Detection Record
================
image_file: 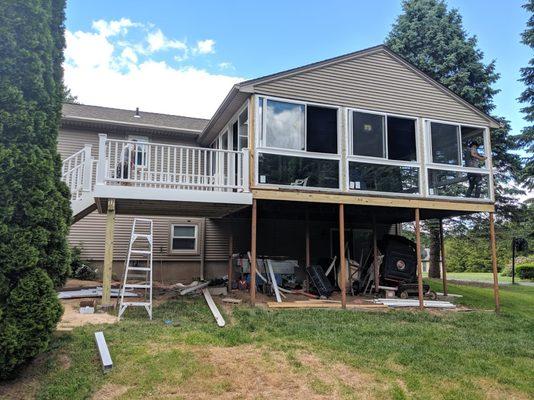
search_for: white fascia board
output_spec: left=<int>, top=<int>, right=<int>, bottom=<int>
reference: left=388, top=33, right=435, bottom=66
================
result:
left=93, top=184, right=252, bottom=205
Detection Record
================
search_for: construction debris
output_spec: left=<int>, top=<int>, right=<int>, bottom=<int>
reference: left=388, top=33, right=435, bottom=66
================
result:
left=222, top=297, right=242, bottom=304
left=373, top=299, right=456, bottom=308
left=58, top=287, right=137, bottom=299
left=267, top=300, right=387, bottom=310
left=180, top=281, right=210, bottom=295
left=202, top=288, right=225, bottom=327
left=94, top=331, right=113, bottom=373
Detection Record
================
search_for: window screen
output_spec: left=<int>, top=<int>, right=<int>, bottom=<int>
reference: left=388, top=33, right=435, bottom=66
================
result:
left=431, top=122, right=460, bottom=165
left=265, top=100, right=305, bottom=150
left=387, top=117, right=417, bottom=161
left=352, top=112, right=385, bottom=157
left=306, top=106, right=337, bottom=154
left=171, top=225, right=197, bottom=252
left=461, top=126, right=485, bottom=168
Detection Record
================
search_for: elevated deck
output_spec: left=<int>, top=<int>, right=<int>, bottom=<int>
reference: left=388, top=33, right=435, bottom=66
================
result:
left=62, top=135, right=252, bottom=221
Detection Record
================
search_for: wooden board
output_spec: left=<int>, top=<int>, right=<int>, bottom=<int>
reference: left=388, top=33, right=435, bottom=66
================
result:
left=266, top=302, right=387, bottom=309
left=251, top=188, right=495, bottom=212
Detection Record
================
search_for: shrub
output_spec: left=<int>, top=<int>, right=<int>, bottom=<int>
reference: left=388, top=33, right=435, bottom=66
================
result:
left=0, top=269, right=62, bottom=379
left=516, top=263, right=534, bottom=280
left=70, top=247, right=96, bottom=280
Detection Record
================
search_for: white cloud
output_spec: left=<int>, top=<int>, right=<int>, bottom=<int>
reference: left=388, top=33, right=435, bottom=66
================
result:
left=218, top=62, right=234, bottom=70
left=92, top=18, right=135, bottom=37
left=146, top=29, right=187, bottom=53
left=194, top=39, right=215, bottom=55
left=63, top=20, right=243, bottom=119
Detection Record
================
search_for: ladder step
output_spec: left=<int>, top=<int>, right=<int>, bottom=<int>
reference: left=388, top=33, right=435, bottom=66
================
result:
left=121, top=302, right=151, bottom=307
left=133, top=233, right=152, bottom=239
left=124, top=284, right=150, bottom=289
left=130, top=250, right=151, bottom=255
left=127, top=267, right=151, bottom=271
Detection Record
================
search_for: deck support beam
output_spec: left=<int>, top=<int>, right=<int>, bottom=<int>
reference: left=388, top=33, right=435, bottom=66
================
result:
left=250, top=199, right=258, bottom=306
left=372, top=214, right=379, bottom=293
left=338, top=204, right=347, bottom=309
left=489, top=212, right=501, bottom=313
left=415, top=208, right=424, bottom=310
left=439, top=218, right=448, bottom=296
left=227, top=228, right=233, bottom=292
left=305, top=210, right=310, bottom=267
left=102, top=199, right=115, bottom=307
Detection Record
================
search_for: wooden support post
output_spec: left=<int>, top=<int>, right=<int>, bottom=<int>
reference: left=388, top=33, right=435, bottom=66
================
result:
left=250, top=199, right=257, bottom=305
left=372, top=214, right=379, bottom=293
left=439, top=218, right=448, bottom=296
left=227, top=228, right=233, bottom=292
left=102, top=199, right=115, bottom=307
left=489, top=212, right=501, bottom=313
left=305, top=211, right=311, bottom=267
left=415, top=208, right=424, bottom=310
left=338, top=204, right=347, bottom=309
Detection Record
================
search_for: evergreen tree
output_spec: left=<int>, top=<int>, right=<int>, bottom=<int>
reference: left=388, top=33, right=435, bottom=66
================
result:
left=386, top=0, right=522, bottom=277
left=519, top=0, right=534, bottom=190
left=0, top=0, right=71, bottom=378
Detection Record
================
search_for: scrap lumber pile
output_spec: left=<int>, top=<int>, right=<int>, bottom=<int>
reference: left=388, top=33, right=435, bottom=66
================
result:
left=372, top=299, right=456, bottom=308
left=267, top=299, right=387, bottom=310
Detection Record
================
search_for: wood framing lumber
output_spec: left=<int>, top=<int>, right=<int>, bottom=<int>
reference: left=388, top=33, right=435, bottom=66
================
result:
left=339, top=204, right=347, bottom=309
left=102, top=199, right=115, bottom=306
left=439, top=218, right=449, bottom=296
left=179, top=281, right=210, bottom=295
left=94, top=331, right=113, bottom=373
left=250, top=199, right=257, bottom=305
left=266, top=302, right=387, bottom=309
left=202, top=288, right=226, bottom=327
left=415, top=208, right=424, bottom=310
left=251, top=188, right=495, bottom=212
left=489, top=212, right=501, bottom=313
left=222, top=297, right=242, bottom=304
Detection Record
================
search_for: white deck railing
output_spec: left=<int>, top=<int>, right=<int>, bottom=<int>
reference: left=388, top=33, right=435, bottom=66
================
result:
left=61, top=144, right=93, bottom=201
left=96, top=134, right=250, bottom=192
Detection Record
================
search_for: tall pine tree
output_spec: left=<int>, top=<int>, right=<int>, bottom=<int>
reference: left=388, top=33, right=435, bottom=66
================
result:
left=519, top=0, right=534, bottom=190
left=0, top=0, right=71, bottom=378
left=386, top=0, right=522, bottom=277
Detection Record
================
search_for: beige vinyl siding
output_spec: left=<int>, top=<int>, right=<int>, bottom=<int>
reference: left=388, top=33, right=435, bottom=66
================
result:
left=254, top=50, right=489, bottom=126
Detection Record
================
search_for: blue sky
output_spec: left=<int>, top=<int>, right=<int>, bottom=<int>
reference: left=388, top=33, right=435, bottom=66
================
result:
left=65, top=0, right=531, bottom=137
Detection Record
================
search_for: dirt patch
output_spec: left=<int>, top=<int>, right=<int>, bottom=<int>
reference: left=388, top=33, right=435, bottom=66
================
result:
left=91, top=384, right=130, bottom=400
left=477, top=378, right=530, bottom=400
left=156, top=345, right=394, bottom=399
left=57, top=299, right=117, bottom=330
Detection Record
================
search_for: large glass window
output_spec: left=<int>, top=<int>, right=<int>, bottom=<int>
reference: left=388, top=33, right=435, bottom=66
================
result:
left=258, top=153, right=339, bottom=189
left=348, top=162, right=419, bottom=194
left=262, top=98, right=338, bottom=154
left=430, top=122, right=460, bottom=165
left=306, top=106, right=337, bottom=154
left=428, top=169, right=489, bottom=199
left=352, top=112, right=385, bottom=157
left=351, top=111, right=417, bottom=161
left=265, top=100, right=305, bottom=150
left=461, top=126, right=486, bottom=168
left=387, top=117, right=417, bottom=161
left=238, top=108, right=248, bottom=150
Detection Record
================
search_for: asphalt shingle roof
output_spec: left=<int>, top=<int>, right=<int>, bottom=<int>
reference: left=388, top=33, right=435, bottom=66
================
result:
left=62, top=103, right=209, bottom=133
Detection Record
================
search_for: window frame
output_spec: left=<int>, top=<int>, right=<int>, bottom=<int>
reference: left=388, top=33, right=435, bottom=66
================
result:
left=169, top=223, right=199, bottom=255
left=423, top=118, right=493, bottom=201
left=345, top=108, right=421, bottom=196
left=254, top=95, right=343, bottom=192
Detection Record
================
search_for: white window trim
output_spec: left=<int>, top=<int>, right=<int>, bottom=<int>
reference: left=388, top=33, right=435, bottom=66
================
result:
left=169, top=223, right=199, bottom=255
left=423, top=118, right=493, bottom=202
left=254, top=95, right=343, bottom=190
left=347, top=107, right=420, bottom=164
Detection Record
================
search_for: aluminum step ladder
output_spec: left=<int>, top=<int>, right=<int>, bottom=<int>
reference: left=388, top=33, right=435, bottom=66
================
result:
left=118, top=218, right=153, bottom=320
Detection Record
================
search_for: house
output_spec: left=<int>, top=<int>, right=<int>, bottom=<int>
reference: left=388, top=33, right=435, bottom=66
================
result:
left=60, top=45, right=501, bottom=308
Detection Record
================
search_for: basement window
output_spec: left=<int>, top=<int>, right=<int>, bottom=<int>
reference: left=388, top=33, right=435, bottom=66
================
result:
left=170, top=224, right=198, bottom=254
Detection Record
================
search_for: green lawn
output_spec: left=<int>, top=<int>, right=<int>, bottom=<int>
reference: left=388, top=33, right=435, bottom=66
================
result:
left=444, top=272, right=531, bottom=284
left=3, top=283, right=534, bottom=400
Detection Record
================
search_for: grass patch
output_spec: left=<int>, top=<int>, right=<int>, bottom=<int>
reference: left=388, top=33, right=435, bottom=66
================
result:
left=2, top=285, right=533, bottom=400
left=445, top=272, right=531, bottom=283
